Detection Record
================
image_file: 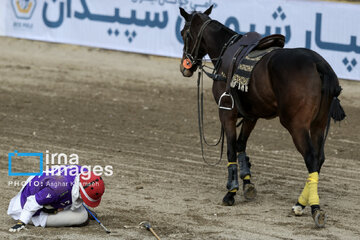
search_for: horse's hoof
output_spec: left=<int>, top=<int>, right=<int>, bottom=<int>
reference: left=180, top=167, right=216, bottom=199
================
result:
left=243, top=183, right=257, bottom=201
left=222, top=192, right=236, bottom=206
left=292, top=205, right=304, bottom=216
left=312, top=209, right=327, bottom=228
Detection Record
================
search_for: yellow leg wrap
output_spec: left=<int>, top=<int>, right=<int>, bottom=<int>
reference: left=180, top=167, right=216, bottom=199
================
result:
left=243, top=175, right=251, bottom=180
left=307, top=172, right=320, bottom=206
left=227, top=162, right=237, bottom=167
left=229, top=189, right=238, bottom=193
left=298, top=182, right=309, bottom=206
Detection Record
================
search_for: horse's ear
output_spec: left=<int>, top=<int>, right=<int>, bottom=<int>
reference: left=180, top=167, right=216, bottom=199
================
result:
left=179, top=7, right=190, bottom=21
left=203, top=5, right=213, bottom=15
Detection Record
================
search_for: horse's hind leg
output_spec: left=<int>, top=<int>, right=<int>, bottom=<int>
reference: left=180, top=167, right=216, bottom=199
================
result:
left=310, top=121, right=327, bottom=173
left=308, top=112, right=329, bottom=227
left=310, top=99, right=330, bottom=173
left=286, top=124, right=327, bottom=227
left=292, top=121, right=326, bottom=216
left=236, top=119, right=258, bottom=200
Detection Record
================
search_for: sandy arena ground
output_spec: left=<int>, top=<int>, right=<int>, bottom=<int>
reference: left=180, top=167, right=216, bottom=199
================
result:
left=0, top=37, right=359, bottom=240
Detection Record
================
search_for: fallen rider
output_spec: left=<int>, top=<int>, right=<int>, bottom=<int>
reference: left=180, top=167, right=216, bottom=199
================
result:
left=7, top=165, right=105, bottom=232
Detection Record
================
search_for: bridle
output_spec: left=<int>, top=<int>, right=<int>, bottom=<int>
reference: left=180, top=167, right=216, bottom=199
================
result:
left=182, top=15, right=240, bottom=77
left=181, top=14, right=244, bottom=166
left=182, top=16, right=214, bottom=71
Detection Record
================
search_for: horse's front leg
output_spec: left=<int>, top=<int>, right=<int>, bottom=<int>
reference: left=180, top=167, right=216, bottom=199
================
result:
left=220, top=109, right=239, bottom=206
left=237, top=119, right=258, bottom=201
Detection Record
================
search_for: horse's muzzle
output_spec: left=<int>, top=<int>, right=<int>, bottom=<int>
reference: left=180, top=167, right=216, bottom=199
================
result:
left=180, top=63, right=194, bottom=77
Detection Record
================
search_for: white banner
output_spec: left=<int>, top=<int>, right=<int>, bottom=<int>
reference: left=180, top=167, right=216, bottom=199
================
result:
left=0, top=1, right=5, bottom=35
left=2, top=0, right=360, bottom=80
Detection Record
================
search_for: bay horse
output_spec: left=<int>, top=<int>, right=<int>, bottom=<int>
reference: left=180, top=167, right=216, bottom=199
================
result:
left=179, top=6, right=345, bottom=228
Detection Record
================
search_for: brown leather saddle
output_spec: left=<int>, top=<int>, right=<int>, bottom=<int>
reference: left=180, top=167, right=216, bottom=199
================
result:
left=218, top=32, right=285, bottom=116
left=220, top=32, right=285, bottom=89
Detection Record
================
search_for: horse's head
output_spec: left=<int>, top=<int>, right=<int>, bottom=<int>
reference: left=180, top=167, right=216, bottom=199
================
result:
left=179, top=5, right=213, bottom=77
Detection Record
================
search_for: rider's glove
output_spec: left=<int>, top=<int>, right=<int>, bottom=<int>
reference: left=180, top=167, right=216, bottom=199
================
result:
left=9, top=220, right=26, bottom=233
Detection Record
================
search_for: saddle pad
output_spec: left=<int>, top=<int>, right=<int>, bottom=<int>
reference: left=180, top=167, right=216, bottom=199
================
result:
left=230, top=47, right=280, bottom=92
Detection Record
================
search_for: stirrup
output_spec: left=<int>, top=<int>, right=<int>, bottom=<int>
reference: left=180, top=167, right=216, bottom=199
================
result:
left=218, top=92, right=234, bottom=110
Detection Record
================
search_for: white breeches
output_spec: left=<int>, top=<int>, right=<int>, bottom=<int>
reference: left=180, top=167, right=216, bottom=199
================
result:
left=8, top=191, right=88, bottom=227
left=45, top=205, right=88, bottom=227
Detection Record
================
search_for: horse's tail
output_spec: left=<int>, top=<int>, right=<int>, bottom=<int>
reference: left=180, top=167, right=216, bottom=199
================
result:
left=328, top=88, right=346, bottom=123
left=316, top=60, right=346, bottom=155
left=316, top=61, right=346, bottom=123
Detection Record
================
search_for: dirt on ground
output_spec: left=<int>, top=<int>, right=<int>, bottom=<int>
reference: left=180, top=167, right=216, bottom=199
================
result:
left=0, top=37, right=359, bottom=240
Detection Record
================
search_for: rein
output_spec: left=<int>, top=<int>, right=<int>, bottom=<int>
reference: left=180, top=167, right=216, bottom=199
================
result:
left=197, top=65, right=244, bottom=166
left=200, top=33, right=241, bottom=81
left=184, top=16, right=243, bottom=165
left=197, top=70, right=224, bottom=166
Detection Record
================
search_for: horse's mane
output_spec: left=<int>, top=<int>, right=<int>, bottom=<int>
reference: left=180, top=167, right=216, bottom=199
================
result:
left=212, top=20, right=238, bottom=36
left=190, top=11, right=239, bottom=37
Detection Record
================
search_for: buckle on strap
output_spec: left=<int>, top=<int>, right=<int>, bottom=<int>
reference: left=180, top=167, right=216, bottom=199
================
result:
left=218, top=92, right=234, bottom=110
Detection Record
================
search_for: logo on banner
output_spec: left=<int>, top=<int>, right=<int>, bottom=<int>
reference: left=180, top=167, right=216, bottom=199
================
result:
left=11, top=0, right=37, bottom=20
left=342, top=57, right=357, bottom=72
left=107, top=28, right=137, bottom=43
left=272, top=6, right=286, bottom=21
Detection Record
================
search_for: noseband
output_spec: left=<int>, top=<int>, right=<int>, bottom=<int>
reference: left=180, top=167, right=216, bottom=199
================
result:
left=182, top=17, right=214, bottom=70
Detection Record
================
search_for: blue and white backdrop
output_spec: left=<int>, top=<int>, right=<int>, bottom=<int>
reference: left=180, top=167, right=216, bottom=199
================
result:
left=0, top=0, right=359, bottom=80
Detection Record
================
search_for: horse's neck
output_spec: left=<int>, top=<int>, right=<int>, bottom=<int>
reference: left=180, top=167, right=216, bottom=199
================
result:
left=204, top=25, right=237, bottom=65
